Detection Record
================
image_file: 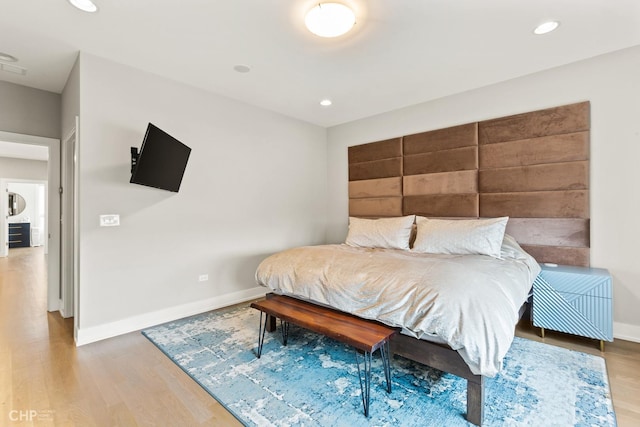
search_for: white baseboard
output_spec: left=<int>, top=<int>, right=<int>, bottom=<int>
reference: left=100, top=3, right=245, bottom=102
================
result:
left=59, top=299, right=73, bottom=318
left=75, top=286, right=267, bottom=346
left=614, top=322, right=640, bottom=343
left=75, top=290, right=640, bottom=346
left=47, top=299, right=60, bottom=313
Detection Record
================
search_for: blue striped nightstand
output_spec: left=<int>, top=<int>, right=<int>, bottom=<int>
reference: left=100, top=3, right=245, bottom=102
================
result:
left=532, top=264, right=613, bottom=351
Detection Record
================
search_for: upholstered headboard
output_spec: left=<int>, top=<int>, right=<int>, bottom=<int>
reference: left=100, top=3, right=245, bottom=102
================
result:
left=403, top=123, right=479, bottom=217
left=347, top=102, right=590, bottom=267
left=348, top=137, right=403, bottom=217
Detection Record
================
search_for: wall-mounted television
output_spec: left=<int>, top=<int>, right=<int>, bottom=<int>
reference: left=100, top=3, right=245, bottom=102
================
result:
left=130, top=123, right=191, bottom=192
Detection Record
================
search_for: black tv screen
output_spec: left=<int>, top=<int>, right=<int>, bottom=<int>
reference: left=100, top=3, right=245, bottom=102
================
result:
left=130, top=123, right=191, bottom=192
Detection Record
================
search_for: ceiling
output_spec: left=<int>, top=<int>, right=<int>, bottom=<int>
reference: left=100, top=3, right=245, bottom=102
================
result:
left=0, top=0, right=639, bottom=127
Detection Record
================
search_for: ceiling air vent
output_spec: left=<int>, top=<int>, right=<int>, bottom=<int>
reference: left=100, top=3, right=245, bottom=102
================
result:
left=0, top=62, right=27, bottom=75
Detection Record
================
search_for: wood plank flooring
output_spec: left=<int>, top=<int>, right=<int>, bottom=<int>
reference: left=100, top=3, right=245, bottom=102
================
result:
left=2, top=247, right=639, bottom=425
left=1, top=247, right=241, bottom=426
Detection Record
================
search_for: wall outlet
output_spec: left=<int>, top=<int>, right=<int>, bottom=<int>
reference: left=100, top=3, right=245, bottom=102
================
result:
left=99, top=214, right=120, bottom=227
left=198, top=274, right=209, bottom=282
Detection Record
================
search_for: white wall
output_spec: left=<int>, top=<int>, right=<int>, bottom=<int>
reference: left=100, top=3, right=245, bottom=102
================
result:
left=74, top=53, right=327, bottom=342
left=8, top=182, right=37, bottom=224
left=327, top=45, right=640, bottom=340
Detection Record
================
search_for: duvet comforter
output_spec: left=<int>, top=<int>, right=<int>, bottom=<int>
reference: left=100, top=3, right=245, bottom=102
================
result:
left=255, top=236, right=540, bottom=376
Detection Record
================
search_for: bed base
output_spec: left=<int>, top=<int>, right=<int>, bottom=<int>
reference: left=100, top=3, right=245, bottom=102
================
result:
left=391, top=334, right=484, bottom=426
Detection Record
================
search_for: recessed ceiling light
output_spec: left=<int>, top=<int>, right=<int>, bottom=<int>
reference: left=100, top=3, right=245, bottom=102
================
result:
left=233, top=65, right=251, bottom=73
left=534, top=21, right=560, bottom=35
left=0, top=52, right=18, bottom=62
left=68, top=0, right=98, bottom=13
left=320, top=99, right=333, bottom=107
left=305, top=3, right=356, bottom=38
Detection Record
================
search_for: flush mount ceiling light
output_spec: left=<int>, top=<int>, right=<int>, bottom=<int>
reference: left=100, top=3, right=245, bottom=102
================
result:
left=68, top=0, right=98, bottom=13
left=320, top=99, right=333, bottom=106
left=305, top=3, right=356, bottom=38
left=534, top=20, right=560, bottom=35
left=0, top=52, right=18, bottom=62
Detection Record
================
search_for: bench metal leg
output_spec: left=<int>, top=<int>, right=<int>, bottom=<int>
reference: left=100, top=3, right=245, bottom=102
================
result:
left=381, top=341, right=392, bottom=394
left=281, top=320, right=289, bottom=346
left=355, top=340, right=393, bottom=417
left=257, top=311, right=269, bottom=358
left=258, top=314, right=291, bottom=358
left=355, top=349, right=373, bottom=417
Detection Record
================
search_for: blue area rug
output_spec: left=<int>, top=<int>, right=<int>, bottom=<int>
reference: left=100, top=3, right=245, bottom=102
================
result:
left=142, top=304, right=616, bottom=426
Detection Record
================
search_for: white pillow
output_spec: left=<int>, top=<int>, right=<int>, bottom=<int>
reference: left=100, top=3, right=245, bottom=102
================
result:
left=412, top=216, right=509, bottom=258
left=345, top=215, right=415, bottom=250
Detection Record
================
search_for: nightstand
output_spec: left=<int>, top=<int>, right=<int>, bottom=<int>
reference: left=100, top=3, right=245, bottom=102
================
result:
left=532, top=264, right=613, bottom=351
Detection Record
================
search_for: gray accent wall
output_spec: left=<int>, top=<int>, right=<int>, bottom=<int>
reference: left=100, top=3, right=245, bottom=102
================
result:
left=61, top=56, right=80, bottom=142
left=0, top=157, right=47, bottom=180
left=0, top=80, right=61, bottom=139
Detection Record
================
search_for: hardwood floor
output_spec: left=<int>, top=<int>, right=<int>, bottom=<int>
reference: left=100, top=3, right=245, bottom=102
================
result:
left=1, top=247, right=639, bottom=426
left=1, top=247, right=241, bottom=426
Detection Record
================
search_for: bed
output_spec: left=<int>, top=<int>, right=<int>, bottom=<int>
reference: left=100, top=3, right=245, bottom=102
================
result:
left=255, top=102, right=591, bottom=425
left=256, top=228, right=540, bottom=377
left=256, top=215, right=539, bottom=424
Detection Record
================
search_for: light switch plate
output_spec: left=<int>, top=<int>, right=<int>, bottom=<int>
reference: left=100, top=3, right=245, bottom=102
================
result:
left=100, top=214, right=120, bottom=227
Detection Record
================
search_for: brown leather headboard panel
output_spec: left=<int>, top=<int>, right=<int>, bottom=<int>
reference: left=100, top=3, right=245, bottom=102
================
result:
left=478, top=102, right=590, bottom=266
left=348, top=138, right=403, bottom=217
left=403, top=123, right=479, bottom=217
left=347, top=102, right=591, bottom=266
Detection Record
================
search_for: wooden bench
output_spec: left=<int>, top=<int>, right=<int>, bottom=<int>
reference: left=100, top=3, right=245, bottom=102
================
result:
left=250, top=294, right=397, bottom=417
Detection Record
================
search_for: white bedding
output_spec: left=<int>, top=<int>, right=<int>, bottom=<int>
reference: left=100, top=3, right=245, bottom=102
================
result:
left=255, top=235, right=540, bottom=377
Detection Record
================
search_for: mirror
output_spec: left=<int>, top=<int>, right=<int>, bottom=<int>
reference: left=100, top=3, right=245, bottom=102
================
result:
left=8, top=192, right=26, bottom=216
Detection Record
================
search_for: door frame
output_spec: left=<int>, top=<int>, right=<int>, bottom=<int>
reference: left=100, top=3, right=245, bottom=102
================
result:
left=60, top=122, right=79, bottom=331
left=0, top=130, right=61, bottom=312
left=0, top=179, right=6, bottom=257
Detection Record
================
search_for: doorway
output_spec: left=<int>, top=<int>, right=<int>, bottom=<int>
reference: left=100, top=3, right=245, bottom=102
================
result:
left=0, top=130, right=63, bottom=318
left=4, top=180, right=47, bottom=250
